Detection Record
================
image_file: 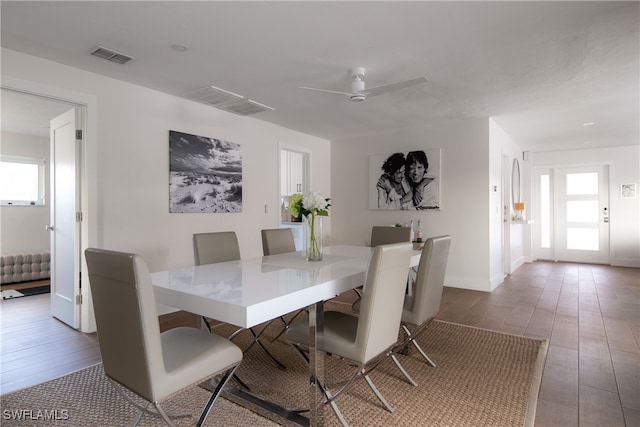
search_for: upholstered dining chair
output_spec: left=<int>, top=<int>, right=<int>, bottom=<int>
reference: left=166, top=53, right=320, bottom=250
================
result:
left=389, top=235, right=451, bottom=387
left=85, top=248, right=242, bottom=427
left=193, top=231, right=241, bottom=332
left=193, top=231, right=287, bottom=371
left=261, top=228, right=296, bottom=256
left=261, top=228, right=308, bottom=342
left=285, top=242, right=413, bottom=427
left=351, top=225, right=413, bottom=310
left=370, top=226, right=411, bottom=247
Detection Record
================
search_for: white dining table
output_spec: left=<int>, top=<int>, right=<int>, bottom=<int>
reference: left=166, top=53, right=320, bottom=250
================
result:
left=150, top=245, right=421, bottom=426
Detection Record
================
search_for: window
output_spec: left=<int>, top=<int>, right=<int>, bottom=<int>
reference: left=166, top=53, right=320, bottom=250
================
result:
left=0, top=156, right=46, bottom=206
left=540, top=173, right=551, bottom=248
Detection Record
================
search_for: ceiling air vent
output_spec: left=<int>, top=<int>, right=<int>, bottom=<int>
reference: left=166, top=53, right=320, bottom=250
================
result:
left=220, top=99, right=275, bottom=116
left=183, top=85, right=244, bottom=106
left=182, top=86, right=275, bottom=116
left=90, top=46, right=135, bottom=65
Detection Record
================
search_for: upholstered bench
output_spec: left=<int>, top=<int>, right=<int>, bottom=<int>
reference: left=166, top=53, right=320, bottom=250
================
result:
left=1, top=251, right=51, bottom=284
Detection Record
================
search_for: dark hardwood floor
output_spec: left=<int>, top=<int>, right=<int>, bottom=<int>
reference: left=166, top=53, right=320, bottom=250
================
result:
left=0, top=291, right=101, bottom=395
left=1, top=261, right=638, bottom=426
left=435, top=261, right=640, bottom=427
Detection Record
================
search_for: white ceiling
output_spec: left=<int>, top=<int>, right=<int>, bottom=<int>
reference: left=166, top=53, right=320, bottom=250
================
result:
left=1, top=1, right=638, bottom=152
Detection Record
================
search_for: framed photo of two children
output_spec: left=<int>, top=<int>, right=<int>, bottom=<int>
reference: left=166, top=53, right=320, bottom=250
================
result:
left=369, top=148, right=441, bottom=211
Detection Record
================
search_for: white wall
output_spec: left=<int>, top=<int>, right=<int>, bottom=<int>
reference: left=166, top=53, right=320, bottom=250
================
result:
left=532, top=146, right=640, bottom=267
left=1, top=48, right=331, bottom=273
left=94, top=85, right=331, bottom=271
left=489, top=119, right=530, bottom=281
left=0, top=132, right=50, bottom=254
left=331, top=118, right=495, bottom=291
left=489, top=122, right=506, bottom=286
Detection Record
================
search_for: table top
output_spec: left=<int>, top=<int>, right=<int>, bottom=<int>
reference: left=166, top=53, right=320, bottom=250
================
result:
left=151, top=245, right=420, bottom=329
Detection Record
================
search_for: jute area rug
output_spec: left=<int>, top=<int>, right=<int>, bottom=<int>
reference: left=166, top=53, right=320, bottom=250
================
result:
left=0, top=302, right=547, bottom=426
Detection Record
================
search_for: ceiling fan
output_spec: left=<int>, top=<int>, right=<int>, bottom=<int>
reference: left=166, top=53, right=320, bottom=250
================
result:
left=300, top=67, right=428, bottom=102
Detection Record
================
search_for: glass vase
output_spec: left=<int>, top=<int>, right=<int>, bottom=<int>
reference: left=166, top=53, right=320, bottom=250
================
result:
left=305, top=213, right=323, bottom=261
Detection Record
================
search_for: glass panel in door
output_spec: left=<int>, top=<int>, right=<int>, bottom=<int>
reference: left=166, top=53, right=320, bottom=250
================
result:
left=556, top=166, right=609, bottom=264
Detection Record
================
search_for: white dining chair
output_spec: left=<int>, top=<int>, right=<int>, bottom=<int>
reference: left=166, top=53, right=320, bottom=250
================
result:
left=285, top=242, right=413, bottom=427
left=261, top=228, right=296, bottom=256
left=389, top=235, right=451, bottom=386
left=351, top=225, right=413, bottom=310
left=370, top=225, right=411, bottom=247
left=193, top=231, right=287, bottom=371
left=85, top=248, right=243, bottom=426
left=193, top=231, right=240, bottom=332
left=261, top=228, right=307, bottom=342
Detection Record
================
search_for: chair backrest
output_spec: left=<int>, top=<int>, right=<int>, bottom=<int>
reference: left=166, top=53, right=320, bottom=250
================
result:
left=261, top=228, right=296, bottom=255
left=404, top=235, right=451, bottom=326
left=355, top=242, right=413, bottom=363
left=84, top=248, right=163, bottom=402
left=370, top=226, right=411, bottom=247
left=193, top=231, right=241, bottom=265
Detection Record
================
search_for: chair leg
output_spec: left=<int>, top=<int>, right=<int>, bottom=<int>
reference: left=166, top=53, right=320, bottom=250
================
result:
left=324, top=359, right=395, bottom=413
left=400, top=323, right=436, bottom=367
left=240, top=327, right=288, bottom=370
left=350, top=288, right=363, bottom=311
left=227, top=326, right=245, bottom=341
left=322, top=362, right=393, bottom=413
left=363, top=370, right=394, bottom=413
left=197, top=364, right=240, bottom=427
left=390, top=353, right=418, bottom=387
left=155, top=402, right=176, bottom=427
left=410, top=339, right=436, bottom=367
left=232, top=373, right=251, bottom=391
left=109, top=379, right=190, bottom=426
left=289, top=343, right=351, bottom=424
left=289, top=344, right=392, bottom=425
left=323, top=387, right=349, bottom=427
left=266, top=315, right=293, bottom=343
left=320, top=365, right=362, bottom=405
left=228, top=325, right=288, bottom=370
left=201, top=316, right=212, bottom=332
left=132, top=401, right=148, bottom=426
left=278, top=315, right=288, bottom=327
left=270, top=310, right=306, bottom=342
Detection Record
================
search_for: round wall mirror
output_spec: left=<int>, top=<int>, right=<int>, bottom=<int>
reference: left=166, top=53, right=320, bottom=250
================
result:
left=511, top=158, right=521, bottom=206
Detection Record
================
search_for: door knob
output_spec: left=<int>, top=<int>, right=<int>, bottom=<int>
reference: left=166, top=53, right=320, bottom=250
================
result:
left=45, top=225, right=54, bottom=231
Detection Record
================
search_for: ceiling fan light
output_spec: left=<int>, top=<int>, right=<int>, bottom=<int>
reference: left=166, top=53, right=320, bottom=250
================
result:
left=350, top=94, right=366, bottom=102
left=351, top=79, right=365, bottom=93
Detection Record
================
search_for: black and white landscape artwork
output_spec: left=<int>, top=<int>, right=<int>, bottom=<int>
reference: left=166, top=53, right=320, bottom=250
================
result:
left=169, top=130, right=242, bottom=213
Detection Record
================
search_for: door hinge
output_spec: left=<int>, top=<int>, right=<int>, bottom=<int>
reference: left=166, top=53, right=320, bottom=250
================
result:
left=76, top=294, right=83, bottom=305
left=76, top=212, right=83, bottom=222
left=76, top=129, right=83, bottom=140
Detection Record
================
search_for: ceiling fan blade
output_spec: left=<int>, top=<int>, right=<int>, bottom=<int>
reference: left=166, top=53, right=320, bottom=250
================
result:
left=299, top=86, right=353, bottom=96
left=365, top=76, right=428, bottom=97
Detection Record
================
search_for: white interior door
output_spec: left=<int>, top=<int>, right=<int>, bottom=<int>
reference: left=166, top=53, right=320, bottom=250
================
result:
left=555, top=165, right=610, bottom=264
left=49, top=108, right=81, bottom=328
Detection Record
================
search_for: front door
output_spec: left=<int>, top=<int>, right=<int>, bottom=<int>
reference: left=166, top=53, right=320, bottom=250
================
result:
left=555, top=165, right=610, bottom=264
left=49, top=108, right=81, bottom=328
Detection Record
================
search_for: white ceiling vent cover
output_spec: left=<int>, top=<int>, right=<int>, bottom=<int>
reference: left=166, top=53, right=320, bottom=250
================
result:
left=183, top=86, right=275, bottom=116
left=183, top=86, right=244, bottom=106
left=220, top=99, right=275, bottom=115
left=90, top=46, right=135, bottom=65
